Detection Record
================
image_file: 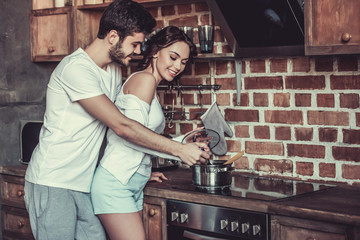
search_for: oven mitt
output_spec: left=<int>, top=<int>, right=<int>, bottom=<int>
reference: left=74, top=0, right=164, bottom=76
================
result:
left=200, top=102, right=233, bottom=155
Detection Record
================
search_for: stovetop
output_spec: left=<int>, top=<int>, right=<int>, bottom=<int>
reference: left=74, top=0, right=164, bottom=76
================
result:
left=163, top=169, right=336, bottom=201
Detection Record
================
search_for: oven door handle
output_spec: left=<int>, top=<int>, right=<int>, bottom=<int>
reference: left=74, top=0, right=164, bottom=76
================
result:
left=183, top=230, right=228, bottom=240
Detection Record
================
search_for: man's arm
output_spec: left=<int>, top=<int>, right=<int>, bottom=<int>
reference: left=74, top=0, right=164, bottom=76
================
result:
left=78, top=94, right=209, bottom=165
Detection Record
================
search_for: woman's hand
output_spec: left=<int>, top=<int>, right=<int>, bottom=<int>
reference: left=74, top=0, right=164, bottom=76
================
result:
left=149, top=172, right=168, bottom=183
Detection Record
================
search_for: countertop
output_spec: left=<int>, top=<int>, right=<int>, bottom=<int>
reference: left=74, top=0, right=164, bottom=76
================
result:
left=1, top=164, right=360, bottom=227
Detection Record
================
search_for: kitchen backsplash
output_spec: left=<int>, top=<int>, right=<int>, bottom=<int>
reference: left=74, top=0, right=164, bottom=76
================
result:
left=122, top=2, right=360, bottom=185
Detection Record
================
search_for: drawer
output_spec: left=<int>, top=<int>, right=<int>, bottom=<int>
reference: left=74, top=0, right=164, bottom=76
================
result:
left=1, top=174, right=26, bottom=208
left=1, top=205, right=34, bottom=240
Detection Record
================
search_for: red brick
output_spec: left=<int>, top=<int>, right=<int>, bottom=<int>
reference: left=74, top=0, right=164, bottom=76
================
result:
left=180, top=77, right=203, bottom=85
left=315, top=57, right=333, bottom=72
left=357, top=113, right=360, bottom=127
left=338, top=56, right=358, bottom=72
left=234, top=156, right=249, bottom=170
left=295, top=127, right=313, bottom=141
left=146, top=7, right=158, bottom=18
left=275, top=127, right=291, bottom=140
left=197, top=93, right=211, bottom=105
left=270, top=58, right=287, bottom=73
left=253, top=93, right=268, bottom=107
left=182, top=64, right=192, bottom=75
left=214, top=29, right=225, bottom=43
left=163, top=93, right=177, bottom=105
left=232, top=92, right=249, bottom=107
left=319, top=163, right=336, bottom=178
left=332, top=146, right=360, bottom=162
left=273, top=93, right=290, bottom=107
left=286, top=76, right=325, bottom=90
left=194, top=62, right=210, bottom=75
left=319, top=128, right=337, bottom=142
left=265, top=110, right=303, bottom=124
left=227, top=140, right=242, bottom=152
left=180, top=123, right=193, bottom=135
left=199, top=14, right=211, bottom=25
left=342, top=164, right=360, bottom=180
left=343, top=129, right=360, bottom=144
left=161, top=5, right=175, bottom=16
left=245, top=77, right=283, bottom=90
left=189, top=108, right=203, bottom=120
left=254, top=126, right=270, bottom=139
left=330, top=75, right=360, bottom=90
left=177, top=3, right=192, bottom=14
left=216, top=93, right=230, bottom=106
left=287, top=144, right=325, bottom=158
left=317, top=94, right=335, bottom=108
left=340, top=93, right=360, bottom=109
left=235, top=125, right=250, bottom=138
left=308, top=111, right=349, bottom=126
left=254, top=158, right=293, bottom=174
left=245, top=141, right=284, bottom=155
left=225, top=109, right=259, bottom=122
left=214, top=77, right=236, bottom=90
left=295, top=93, right=311, bottom=107
left=182, top=94, right=194, bottom=105
left=169, top=16, right=198, bottom=27
left=194, top=2, right=209, bottom=12
left=215, top=61, right=229, bottom=75
left=292, top=57, right=310, bottom=72
left=164, top=124, right=176, bottom=135
left=296, top=162, right=314, bottom=176
left=250, top=59, right=266, bottom=73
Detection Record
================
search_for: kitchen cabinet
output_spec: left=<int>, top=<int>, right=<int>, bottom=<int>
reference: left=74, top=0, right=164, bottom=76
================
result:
left=30, top=7, right=73, bottom=62
left=143, top=196, right=167, bottom=240
left=271, top=215, right=358, bottom=240
left=0, top=166, right=34, bottom=240
left=305, top=0, right=360, bottom=55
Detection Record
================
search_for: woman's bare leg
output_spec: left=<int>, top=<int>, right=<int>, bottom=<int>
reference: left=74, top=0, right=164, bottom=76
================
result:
left=98, top=211, right=145, bottom=240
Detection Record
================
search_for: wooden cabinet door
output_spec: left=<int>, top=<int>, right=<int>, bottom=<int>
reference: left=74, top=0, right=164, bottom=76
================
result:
left=30, top=8, right=73, bottom=62
left=143, top=196, right=167, bottom=240
left=305, top=0, right=360, bottom=55
left=1, top=206, right=34, bottom=240
left=271, top=215, right=351, bottom=240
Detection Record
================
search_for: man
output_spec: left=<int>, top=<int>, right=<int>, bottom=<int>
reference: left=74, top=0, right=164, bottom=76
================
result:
left=24, top=1, right=209, bottom=239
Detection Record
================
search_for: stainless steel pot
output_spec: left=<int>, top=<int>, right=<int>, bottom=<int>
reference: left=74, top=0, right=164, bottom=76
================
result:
left=191, top=160, right=233, bottom=187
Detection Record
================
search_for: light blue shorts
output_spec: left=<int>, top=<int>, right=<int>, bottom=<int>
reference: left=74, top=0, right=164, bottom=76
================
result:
left=91, top=165, right=149, bottom=214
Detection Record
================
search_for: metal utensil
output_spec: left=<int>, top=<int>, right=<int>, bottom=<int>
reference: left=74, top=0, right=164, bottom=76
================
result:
left=223, top=150, right=244, bottom=165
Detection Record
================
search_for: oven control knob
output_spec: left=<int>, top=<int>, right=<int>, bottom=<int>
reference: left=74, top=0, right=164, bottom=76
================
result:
left=231, top=221, right=239, bottom=232
left=253, top=224, right=261, bottom=235
left=241, top=222, right=250, bottom=233
left=180, top=213, right=188, bottom=223
left=220, top=219, right=228, bottom=230
left=171, top=211, right=179, bottom=222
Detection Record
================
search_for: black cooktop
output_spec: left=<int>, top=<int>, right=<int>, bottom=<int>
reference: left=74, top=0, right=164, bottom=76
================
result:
left=165, top=170, right=335, bottom=201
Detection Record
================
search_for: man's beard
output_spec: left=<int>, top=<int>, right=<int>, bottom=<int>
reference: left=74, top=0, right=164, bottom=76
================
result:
left=109, top=41, right=127, bottom=66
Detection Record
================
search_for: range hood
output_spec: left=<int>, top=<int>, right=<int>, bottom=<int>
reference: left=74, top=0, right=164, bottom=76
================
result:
left=205, top=0, right=305, bottom=58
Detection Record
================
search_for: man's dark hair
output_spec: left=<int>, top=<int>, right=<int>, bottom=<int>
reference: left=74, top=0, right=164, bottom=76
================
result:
left=97, top=0, right=156, bottom=41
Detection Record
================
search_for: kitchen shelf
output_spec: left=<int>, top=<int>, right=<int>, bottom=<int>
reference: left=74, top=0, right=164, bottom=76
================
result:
left=157, top=84, right=221, bottom=91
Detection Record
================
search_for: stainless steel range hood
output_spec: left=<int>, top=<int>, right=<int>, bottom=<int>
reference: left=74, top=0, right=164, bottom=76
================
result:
left=205, top=0, right=305, bottom=58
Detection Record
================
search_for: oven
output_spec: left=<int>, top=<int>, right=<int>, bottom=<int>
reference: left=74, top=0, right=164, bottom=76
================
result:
left=167, top=200, right=270, bottom=240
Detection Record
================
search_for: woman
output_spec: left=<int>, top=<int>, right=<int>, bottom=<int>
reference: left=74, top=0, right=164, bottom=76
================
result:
left=91, top=26, right=201, bottom=240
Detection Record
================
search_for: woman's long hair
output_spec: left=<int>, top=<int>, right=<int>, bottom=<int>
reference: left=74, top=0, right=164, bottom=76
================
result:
left=137, top=26, right=197, bottom=71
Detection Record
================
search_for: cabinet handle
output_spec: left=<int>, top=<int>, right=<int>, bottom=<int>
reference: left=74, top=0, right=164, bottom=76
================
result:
left=148, top=209, right=158, bottom=217
left=17, top=220, right=25, bottom=228
left=48, top=47, right=56, bottom=53
left=341, top=33, right=351, bottom=43
left=17, top=190, right=24, bottom=197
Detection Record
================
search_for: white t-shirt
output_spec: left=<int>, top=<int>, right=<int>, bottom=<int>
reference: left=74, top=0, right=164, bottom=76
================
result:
left=25, top=48, right=122, bottom=193
left=100, top=72, right=166, bottom=184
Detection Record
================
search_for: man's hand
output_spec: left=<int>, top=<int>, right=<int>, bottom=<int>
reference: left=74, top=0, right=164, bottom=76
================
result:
left=177, top=142, right=210, bottom=166
left=149, top=172, right=168, bottom=183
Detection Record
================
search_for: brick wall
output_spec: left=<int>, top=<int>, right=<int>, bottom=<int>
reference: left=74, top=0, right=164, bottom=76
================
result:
left=124, top=2, right=360, bottom=185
